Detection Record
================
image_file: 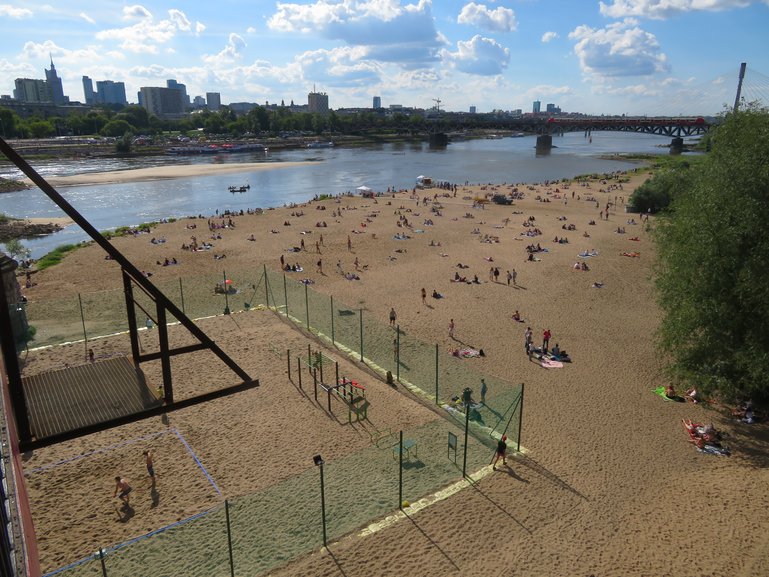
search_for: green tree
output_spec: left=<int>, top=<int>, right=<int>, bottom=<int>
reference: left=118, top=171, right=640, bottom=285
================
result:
left=0, top=107, right=19, bottom=138
left=4, top=239, right=31, bottom=261
left=101, top=119, right=134, bottom=137
left=27, top=119, right=55, bottom=138
left=654, top=106, right=769, bottom=401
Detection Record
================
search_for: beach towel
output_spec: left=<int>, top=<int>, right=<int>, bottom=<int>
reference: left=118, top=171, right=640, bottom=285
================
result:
left=654, top=387, right=684, bottom=402
left=540, top=359, right=563, bottom=369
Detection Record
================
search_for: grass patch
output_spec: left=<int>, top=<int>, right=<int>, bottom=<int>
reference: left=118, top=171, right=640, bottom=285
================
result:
left=36, top=244, right=80, bottom=270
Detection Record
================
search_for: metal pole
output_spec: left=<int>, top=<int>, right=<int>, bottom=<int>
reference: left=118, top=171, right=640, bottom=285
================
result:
left=223, top=270, right=230, bottom=315
left=313, top=368, right=318, bottom=401
left=359, top=308, right=363, bottom=362
left=287, top=349, right=291, bottom=380
left=263, top=264, right=269, bottom=308
left=297, top=357, right=302, bottom=389
left=733, top=62, right=747, bottom=113
left=98, top=547, right=108, bottom=577
left=396, top=325, right=400, bottom=382
left=319, top=463, right=327, bottom=548
left=517, top=383, right=525, bottom=453
left=305, top=282, right=310, bottom=329
left=335, top=362, right=339, bottom=388
left=224, top=500, right=236, bottom=577
left=78, top=293, right=88, bottom=358
left=434, top=343, right=439, bottom=405
left=399, top=430, right=403, bottom=510
left=283, top=273, right=288, bottom=317
left=463, top=403, right=470, bottom=478
left=330, top=295, right=335, bottom=345
left=179, top=277, right=185, bottom=315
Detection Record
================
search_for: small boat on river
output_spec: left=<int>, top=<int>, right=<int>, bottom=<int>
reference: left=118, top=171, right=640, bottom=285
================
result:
left=228, top=184, right=251, bottom=193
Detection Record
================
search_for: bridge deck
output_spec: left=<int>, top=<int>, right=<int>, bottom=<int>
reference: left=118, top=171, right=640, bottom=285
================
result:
left=22, top=356, right=161, bottom=441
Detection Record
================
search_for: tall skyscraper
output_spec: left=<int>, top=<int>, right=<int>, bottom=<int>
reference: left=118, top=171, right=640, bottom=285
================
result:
left=166, top=79, right=190, bottom=109
left=82, top=76, right=95, bottom=105
left=13, top=78, right=49, bottom=103
left=96, top=81, right=127, bottom=106
left=469, top=105, right=477, bottom=114
left=373, top=96, right=381, bottom=109
left=308, top=90, right=329, bottom=115
left=45, top=56, right=68, bottom=105
left=206, top=92, right=221, bottom=111
left=532, top=100, right=541, bottom=114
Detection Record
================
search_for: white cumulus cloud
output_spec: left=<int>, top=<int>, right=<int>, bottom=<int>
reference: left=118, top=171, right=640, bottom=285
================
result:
left=541, top=31, right=558, bottom=43
left=97, top=8, right=201, bottom=54
left=79, top=12, right=95, bottom=24
left=168, top=9, right=191, bottom=31
left=569, top=19, right=669, bottom=77
left=458, top=2, right=517, bottom=33
left=203, top=33, right=247, bottom=65
left=0, top=4, right=33, bottom=18
left=441, top=35, right=510, bottom=75
left=599, top=0, right=759, bottom=19
left=123, top=5, right=152, bottom=20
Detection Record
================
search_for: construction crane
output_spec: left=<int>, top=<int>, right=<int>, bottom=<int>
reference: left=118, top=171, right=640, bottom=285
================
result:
left=432, top=98, right=442, bottom=111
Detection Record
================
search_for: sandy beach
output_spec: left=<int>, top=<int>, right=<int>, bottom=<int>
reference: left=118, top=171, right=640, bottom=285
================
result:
left=13, top=166, right=769, bottom=577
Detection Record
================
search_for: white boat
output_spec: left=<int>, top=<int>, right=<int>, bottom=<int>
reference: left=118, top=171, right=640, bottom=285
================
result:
left=306, top=141, right=334, bottom=148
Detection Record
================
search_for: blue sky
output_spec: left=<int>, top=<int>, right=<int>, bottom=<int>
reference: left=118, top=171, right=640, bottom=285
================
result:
left=1, top=0, right=767, bottom=115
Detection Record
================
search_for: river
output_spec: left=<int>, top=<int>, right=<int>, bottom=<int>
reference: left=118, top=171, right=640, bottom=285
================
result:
left=0, top=131, right=684, bottom=258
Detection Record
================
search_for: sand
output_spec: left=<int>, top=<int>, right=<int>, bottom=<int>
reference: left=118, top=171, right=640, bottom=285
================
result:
left=13, top=165, right=769, bottom=577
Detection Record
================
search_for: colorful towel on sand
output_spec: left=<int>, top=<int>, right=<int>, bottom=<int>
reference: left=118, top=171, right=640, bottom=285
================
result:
left=540, top=359, right=563, bottom=369
left=654, top=387, right=684, bottom=402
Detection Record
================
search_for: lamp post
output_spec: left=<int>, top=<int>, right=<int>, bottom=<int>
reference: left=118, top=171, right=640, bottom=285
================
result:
left=313, top=454, right=327, bottom=547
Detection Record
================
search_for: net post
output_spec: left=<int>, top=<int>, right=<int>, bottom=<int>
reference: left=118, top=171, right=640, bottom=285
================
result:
left=398, top=430, right=403, bottom=510
left=330, top=295, right=335, bottom=345
left=225, top=500, right=236, bottom=577
left=359, top=308, right=363, bottom=362
left=434, top=343, right=439, bottom=405
left=396, top=325, right=400, bottom=382
left=517, top=383, right=524, bottom=452
left=179, top=277, right=185, bottom=315
left=287, top=349, right=291, bottom=381
left=78, top=292, right=88, bottom=360
left=305, top=282, right=310, bottom=329
left=283, top=273, right=288, bottom=317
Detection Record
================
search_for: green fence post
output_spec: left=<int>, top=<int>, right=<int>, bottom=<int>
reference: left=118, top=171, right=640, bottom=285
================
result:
left=517, top=383, right=524, bottom=452
left=283, top=273, right=288, bottom=317
left=263, top=264, right=269, bottom=308
left=330, top=295, right=335, bottom=345
left=359, top=308, right=363, bottom=362
left=225, top=500, right=236, bottom=577
left=434, top=343, right=439, bottom=405
left=179, top=277, right=185, bottom=315
left=305, top=282, right=310, bottom=329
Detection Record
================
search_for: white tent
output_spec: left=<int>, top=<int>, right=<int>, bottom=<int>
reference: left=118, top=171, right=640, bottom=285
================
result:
left=356, top=185, right=372, bottom=193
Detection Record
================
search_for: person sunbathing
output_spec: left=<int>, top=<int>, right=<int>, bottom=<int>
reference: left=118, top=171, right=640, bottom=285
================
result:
left=512, top=310, right=521, bottom=322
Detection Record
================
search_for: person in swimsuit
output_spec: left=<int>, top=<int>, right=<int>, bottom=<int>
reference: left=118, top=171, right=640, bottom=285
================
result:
left=143, top=450, right=155, bottom=481
left=113, top=476, right=133, bottom=506
left=492, top=435, right=508, bottom=470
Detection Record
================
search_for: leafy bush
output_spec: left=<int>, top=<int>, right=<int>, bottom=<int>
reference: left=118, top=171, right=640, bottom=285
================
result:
left=36, top=244, right=79, bottom=270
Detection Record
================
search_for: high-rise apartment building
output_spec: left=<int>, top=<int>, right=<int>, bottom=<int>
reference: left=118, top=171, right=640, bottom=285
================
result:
left=308, top=90, right=329, bottom=115
left=373, top=96, right=381, bottom=109
left=166, top=79, right=190, bottom=109
left=13, top=78, right=49, bottom=103
left=469, top=105, right=477, bottom=114
left=139, top=86, right=186, bottom=118
left=532, top=100, right=541, bottom=114
left=206, top=92, right=221, bottom=111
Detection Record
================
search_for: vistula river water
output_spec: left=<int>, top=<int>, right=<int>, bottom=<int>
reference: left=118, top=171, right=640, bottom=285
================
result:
left=0, top=131, right=690, bottom=258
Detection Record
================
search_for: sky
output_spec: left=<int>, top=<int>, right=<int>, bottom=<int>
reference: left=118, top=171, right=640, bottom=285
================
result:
left=1, top=0, right=768, bottom=116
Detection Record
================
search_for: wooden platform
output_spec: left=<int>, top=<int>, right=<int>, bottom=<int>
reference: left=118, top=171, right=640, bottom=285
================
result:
left=22, top=356, right=162, bottom=441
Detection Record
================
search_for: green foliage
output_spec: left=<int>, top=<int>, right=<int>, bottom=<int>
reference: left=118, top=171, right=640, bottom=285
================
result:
left=0, top=213, right=8, bottom=224
left=3, top=238, right=30, bottom=260
left=101, top=119, right=134, bottom=137
left=654, top=106, right=769, bottom=401
left=36, top=244, right=79, bottom=270
left=115, top=132, right=133, bottom=154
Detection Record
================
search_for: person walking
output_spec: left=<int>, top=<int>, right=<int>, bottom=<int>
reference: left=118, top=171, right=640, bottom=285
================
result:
left=506, top=270, right=512, bottom=286
left=512, top=268, right=517, bottom=286
left=448, top=318, right=455, bottom=339
left=316, top=258, right=323, bottom=274
left=389, top=307, right=397, bottom=327
left=143, top=449, right=155, bottom=482
left=493, top=267, right=500, bottom=283
left=347, top=235, right=352, bottom=252
left=492, top=435, right=507, bottom=470
left=113, top=476, right=133, bottom=507
left=421, top=287, right=427, bottom=305
left=480, top=378, right=488, bottom=404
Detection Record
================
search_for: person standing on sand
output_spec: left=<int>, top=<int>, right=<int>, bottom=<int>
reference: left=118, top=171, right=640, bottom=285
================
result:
left=506, top=270, right=512, bottom=286
left=317, top=259, right=323, bottom=274
left=347, top=235, right=352, bottom=252
left=524, top=327, right=533, bottom=353
left=143, top=450, right=155, bottom=482
left=493, top=267, right=500, bottom=283
left=421, top=288, right=427, bottom=305
left=113, top=476, right=133, bottom=507
left=319, top=234, right=324, bottom=246
left=512, top=268, right=517, bottom=286
left=492, top=435, right=507, bottom=470
left=389, top=308, right=397, bottom=327
left=543, top=328, right=551, bottom=354
left=449, top=319, right=455, bottom=339
left=481, top=379, right=488, bottom=404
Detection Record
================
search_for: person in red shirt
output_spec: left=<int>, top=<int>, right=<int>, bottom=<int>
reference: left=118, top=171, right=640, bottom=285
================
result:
left=543, top=329, right=551, bottom=354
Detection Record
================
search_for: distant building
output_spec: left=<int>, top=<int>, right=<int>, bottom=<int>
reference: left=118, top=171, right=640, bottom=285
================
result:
left=139, top=86, right=186, bottom=119
left=373, top=96, right=381, bottom=109
left=192, top=96, right=206, bottom=108
left=82, top=76, right=95, bottom=105
left=95, top=80, right=127, bottom=106
left=45, top=57, right=68, bottom=105
left=166, top=79, right=190, bottom=108
left=308, top=90, right=329, bottom=115
left=229, top=102, right=258, bottom=114
left=13, top=57, right=69, bottom=104
left=206, top=92, right=221, bottom=112
left=511, top=109, right=523, bottom=116
left=13, top=78, right=50, bottom=103
left=469, top=105, right=477, bottom=114
left=532, top=100, right=541, bottom=114
left=545, top=103, right=561, bottom=114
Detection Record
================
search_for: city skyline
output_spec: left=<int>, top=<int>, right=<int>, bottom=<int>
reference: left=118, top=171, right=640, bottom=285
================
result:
left=1, top=1, right=767, bottom=116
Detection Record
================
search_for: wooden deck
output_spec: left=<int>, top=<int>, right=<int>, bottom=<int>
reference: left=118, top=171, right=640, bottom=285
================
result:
left=22, top=356, right=162, bottom=441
